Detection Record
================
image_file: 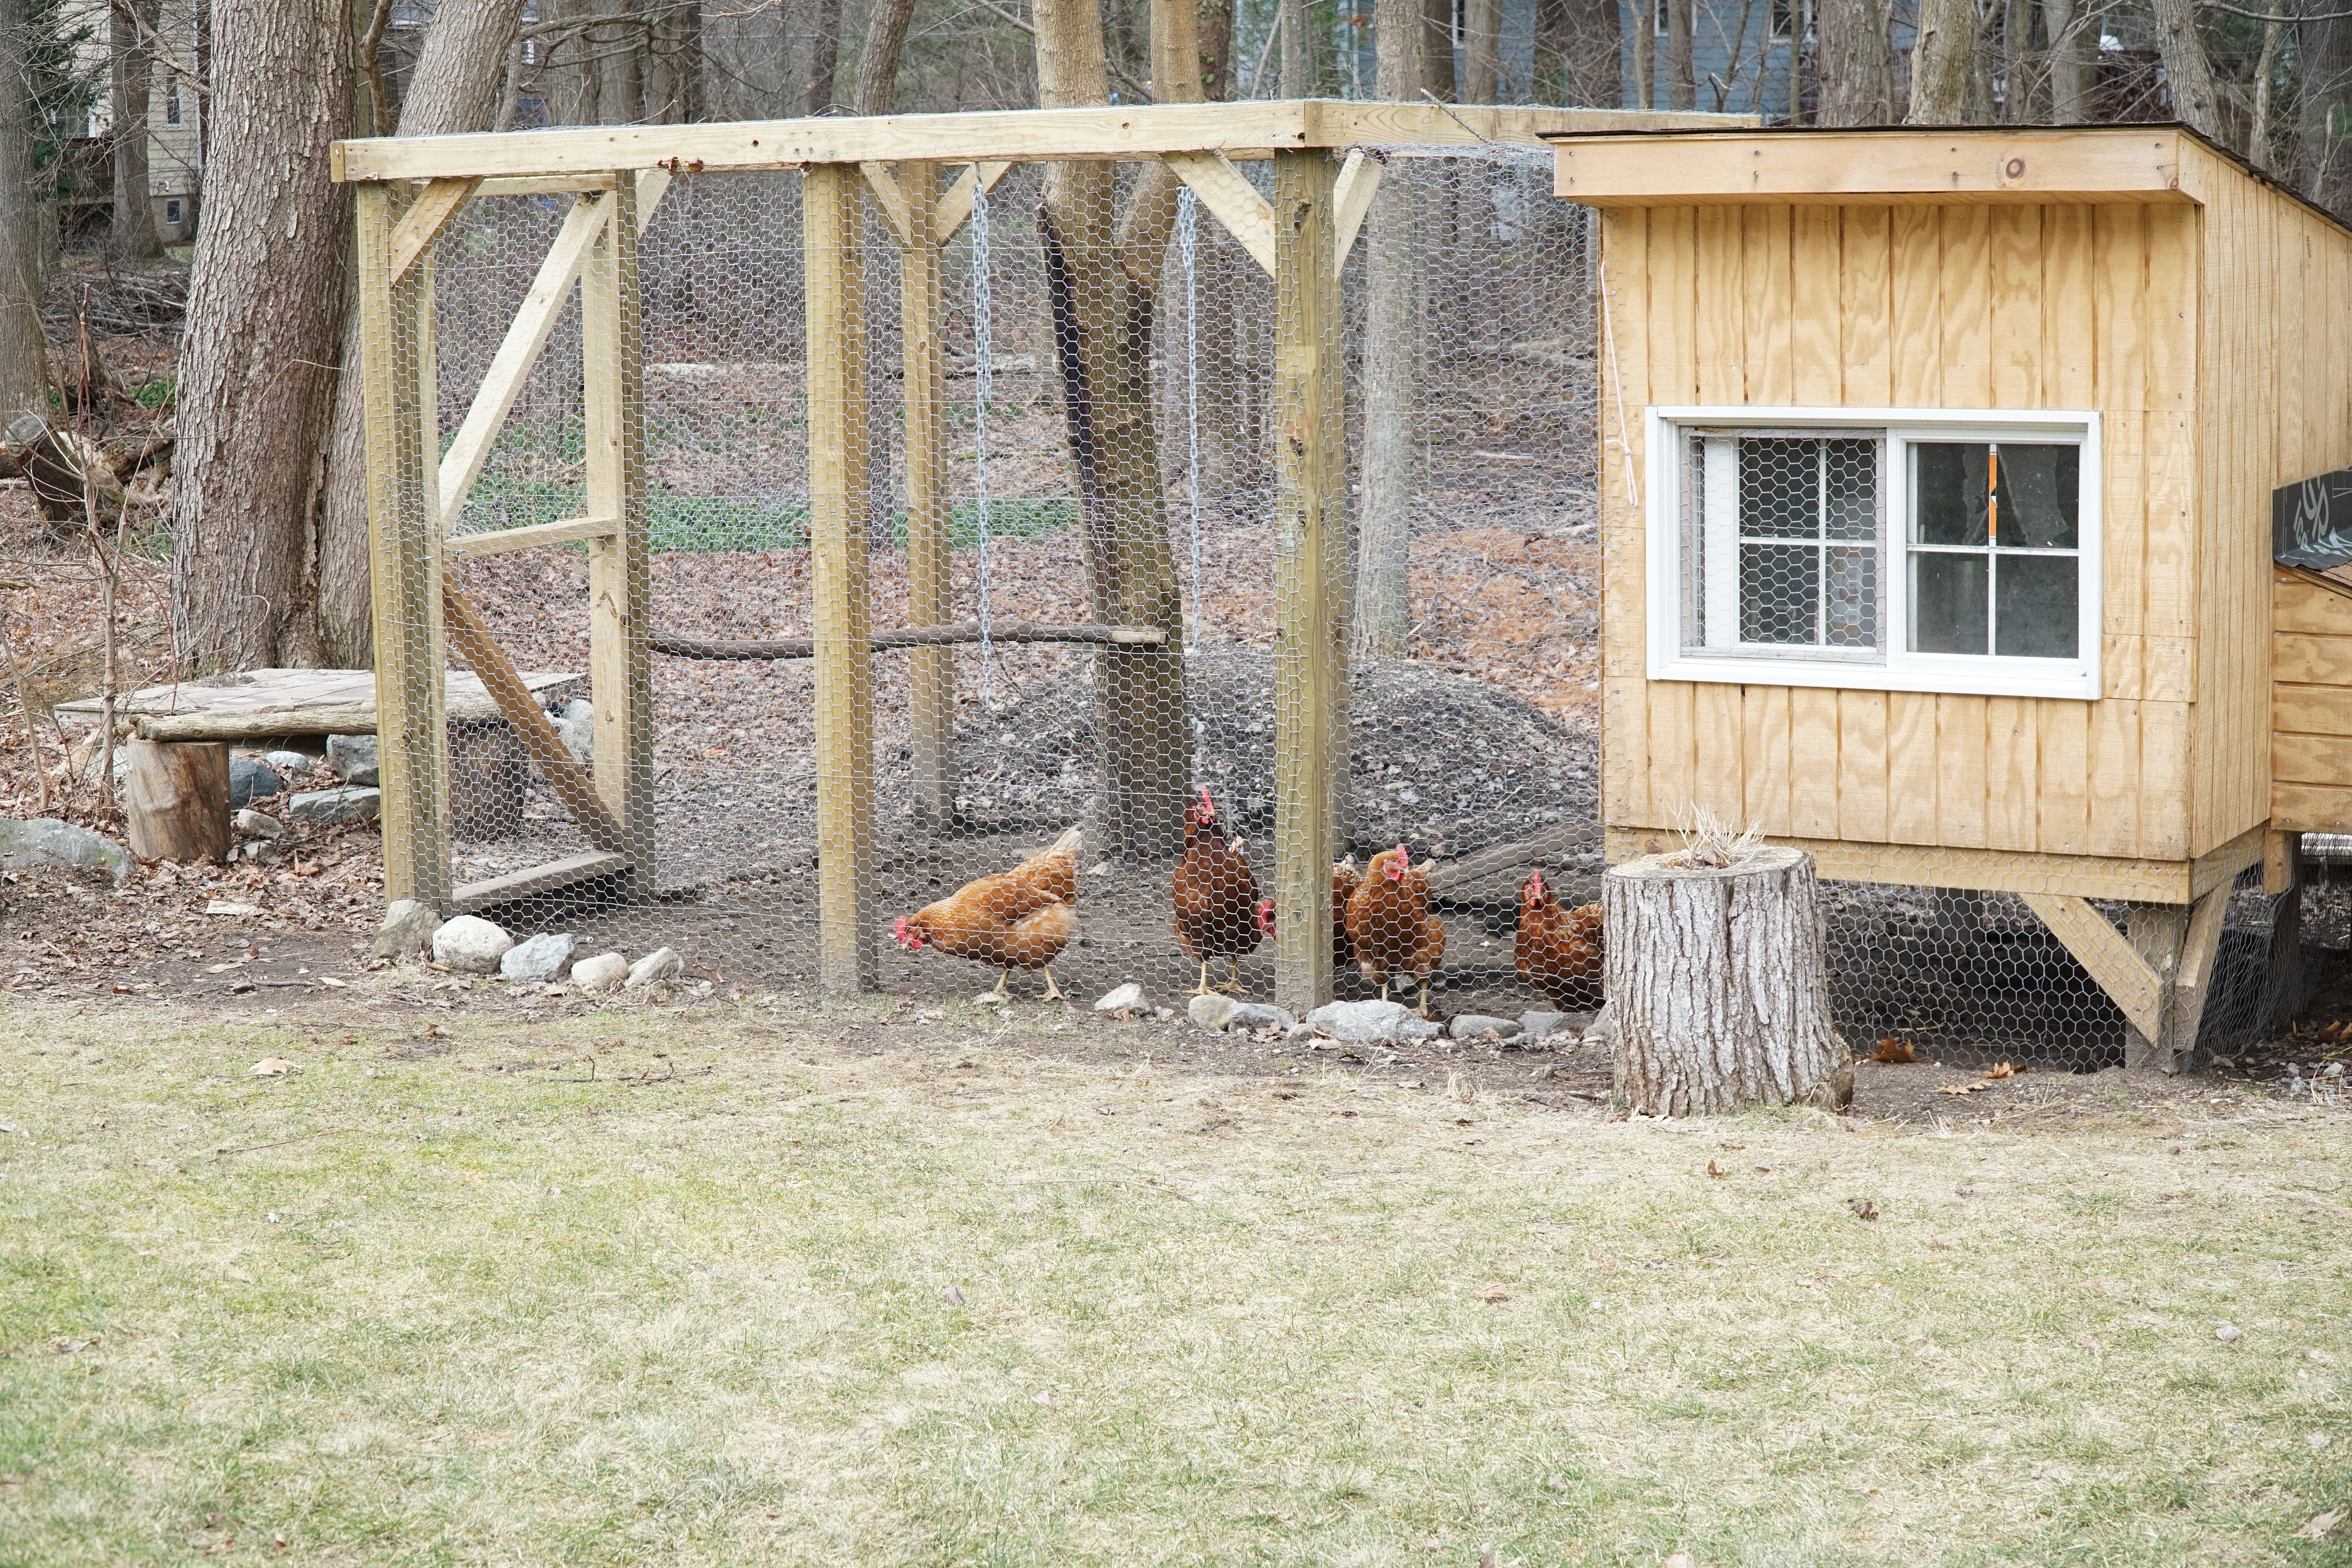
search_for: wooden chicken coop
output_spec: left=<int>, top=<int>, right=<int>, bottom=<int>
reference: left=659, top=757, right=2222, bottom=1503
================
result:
left=1553, top=124, right=2352, bottom=1071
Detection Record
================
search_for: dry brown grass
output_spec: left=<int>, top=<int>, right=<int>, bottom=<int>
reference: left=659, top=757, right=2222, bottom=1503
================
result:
left=1, top=995, right=2347, bottom=1565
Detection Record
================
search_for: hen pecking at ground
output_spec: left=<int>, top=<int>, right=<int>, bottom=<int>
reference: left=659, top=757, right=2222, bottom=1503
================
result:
left=893, top=826, right=1082, bottom=1000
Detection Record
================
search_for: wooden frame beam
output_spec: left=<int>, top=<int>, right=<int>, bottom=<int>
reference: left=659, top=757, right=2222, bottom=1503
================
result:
left=1164, top=151, right=1276, bottom=276
left=443, top=584, right=628, bottom=854
left=332, top=100, right=1748, bottom=185
left=388, top=178, right=482, bottom=282
left=444, top=514, right=616, bottom=559
left=2020, top=893, right=2165, bottom=1044
left=1333, top=148, right=1381, bottom=267
left=933, top=160, right=1013, bottom=244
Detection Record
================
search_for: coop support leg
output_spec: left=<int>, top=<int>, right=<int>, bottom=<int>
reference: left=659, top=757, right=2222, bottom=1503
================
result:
left=358, top=181, right=450, bottom=911
left=807, top=162, right=875, bottom=994
left=1272, top=147, right=1343, bottom=1016
left=582, top=172, right=653, bottom=898
left=2267, top=833, right=2307, bottom=1033
left=897, top=161, right=955, bottom=831
left=2158, top=889, right=2228, bottom=1074
left=2029, top=890, right=2227, bottom=1074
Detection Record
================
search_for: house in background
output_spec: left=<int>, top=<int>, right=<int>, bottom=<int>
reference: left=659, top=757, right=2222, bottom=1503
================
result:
left=65, top=0, right=203, bottom=244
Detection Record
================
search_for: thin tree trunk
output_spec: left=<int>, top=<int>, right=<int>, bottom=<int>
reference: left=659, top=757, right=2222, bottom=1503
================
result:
left=2249, top=8, right=2284, bottom=169
left=1423, top=0, right=1455, bottom=96
left=1906, top=0, right=1984, bottom=120
left=2043, top=0, right=2092, bottom=122
left=1665, top=0, right=1694, bottom=109
left=600, top=0, right=647, bottom=121
left=1633, top=0, right=1654, bottom=105
left=2149, top=0, right=2218, bottom=136
left=173, top=0, right=355, bottom=674
left=2303, top=12, right=2352, bottom=218
left=1201, top=0, right=1237, bottom=93
left=1813, top=0, right=1893, bottom=123
left=806, top=0, right=846, bottom=110
left=854, top=0, right=920, bottom=110
left=0, top=0, right=53, bottom=422
left=1534, top=0, right=1621, bottom=104
left=1461, top=0, right=1501, bottom=98
left=1281, top=0, right=1310, bottom=91
left=311, top=0, right=533, bottom=669
left=1357, top=0, right=1420, bottom=660
left=111, top=0, right=164, bottom=261
left=1034, top=0, right=1186, bottom=861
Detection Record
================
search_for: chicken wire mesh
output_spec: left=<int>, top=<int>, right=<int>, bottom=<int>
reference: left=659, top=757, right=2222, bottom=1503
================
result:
left=370, top=135, right=2318, bottom=1067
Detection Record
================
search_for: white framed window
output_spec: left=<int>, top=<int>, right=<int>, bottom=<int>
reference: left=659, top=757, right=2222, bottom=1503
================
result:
left=1646, top=407, right=2102, bottom=700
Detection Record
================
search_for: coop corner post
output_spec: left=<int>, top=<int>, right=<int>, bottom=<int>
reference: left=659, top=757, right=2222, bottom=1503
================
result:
left=1272, top=147, right=1343, bottom=1015
left=581, top=172, right=655, bottom=898
left=898, top=160, right=955, bottom=830
left=807, top=162, right=877, bottom=993
left=357, top=180, right=450, bottom=911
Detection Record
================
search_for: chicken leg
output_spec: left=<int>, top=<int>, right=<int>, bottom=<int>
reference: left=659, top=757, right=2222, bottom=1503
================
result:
left=1219, top=958, right=1248, bottom=994
left=991, top=970, right=1012, bottom=1001
left=1040, top=966, right=1066, bottom=1003
left=1189, top=961, right=1215, bottom=998
left=1416, top=977, right=1433, bottom=1019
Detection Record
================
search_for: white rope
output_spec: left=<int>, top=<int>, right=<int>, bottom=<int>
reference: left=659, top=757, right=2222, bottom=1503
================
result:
left=1178, top=186, right=1202, bottom=653
left=970, top=173, right=996, bottom=706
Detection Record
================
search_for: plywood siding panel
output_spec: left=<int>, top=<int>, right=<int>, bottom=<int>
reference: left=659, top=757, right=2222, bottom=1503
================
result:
left=1648, top=681, right=1699, bottom=825
left=2045, top=204, right=2096, bottom=410
left=1935, top=695, right=1989, bottom=849
left=1744, top=205, right=1794, bottom=404
left=1604, top=677, right=1651, bottom=824
left=2087, top=697, right=2142, bottom=857
left=1940, top=205, right=1993, bottom=408
left=2037, top=700, right=2090, bottom=853
left=1791, top=205, right=1842, bottom=404
left=1691, top=682, right=1746, bottom=822
left=1841, top=206, right=1892, bottom=405
left=1886, top=693, right=1939, bottom=844
left=1984, top=696, right=2038, bottom=851
left=1788, top=688, right=1840, bottom=837
left=1645, top=206, right=1695, bottom=406
left=1602, top=209, right=1650, bottom=686
left=2270, top=781, right=2352, bottom=832
left=2138, top=700, right=2192, bottom=858
left=2275, top=684, right=2352, bottom=737
left=2093, top=204, right=2147, bottom=412
left=2274, top=731, right=2352, bottom=784
left=1837, top=691, right=1889, bottom=841
left=1743, top=684, right=1791, bottom=833
left=1694, top=206, right=1744, bottom=404
left=1989, top=205, right=2043, bottom=407
left=2275, top=633, right=2352, bottom=684
left=1889, top=206, right=1941, bottom=407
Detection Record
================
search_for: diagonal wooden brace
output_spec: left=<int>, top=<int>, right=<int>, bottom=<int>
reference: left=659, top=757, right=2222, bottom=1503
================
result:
left=2022, top=888, right=2227, bottom=1072
left=442, top=584, right=628, bottom=856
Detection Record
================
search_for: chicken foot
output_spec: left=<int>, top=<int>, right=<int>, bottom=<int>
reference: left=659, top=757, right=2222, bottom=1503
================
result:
left=1189, top=962, right=1216, bottom=998
left=1219, top=958, right=1248, bottom=994
left=1040, top=966, right=1066, bottom=1004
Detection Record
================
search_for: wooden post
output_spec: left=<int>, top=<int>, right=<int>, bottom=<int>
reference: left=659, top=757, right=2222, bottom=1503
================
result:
left=122, top=740, right=230, bottom=862
left=2123, top=890, right=2227, bottom=1073
left=358, top=181, right=450, bottom=910
left=807, top=162, right=875, bottom=993
left=899, top=160, right=955, bottom=829
left=1272, top=148, right=1343, bottom=1015
left=1606, top=845, right=1847, bottom=1116
left=581, top=173, right=653, bottom=894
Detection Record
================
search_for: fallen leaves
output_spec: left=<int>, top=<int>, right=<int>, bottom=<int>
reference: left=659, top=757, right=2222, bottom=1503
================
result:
left=2296, top=1509, right=2345, bottom=1541
left=248, top=1057, right=294, bottom=1076
left=1706, top=1160, right=1728, bottom=1178
left=1847, top=1198, right=1879, bottom=1221
left=1985, top=1060, right=2024, bottom=1079
left=1937, top=1082, right=1990, bottom=1096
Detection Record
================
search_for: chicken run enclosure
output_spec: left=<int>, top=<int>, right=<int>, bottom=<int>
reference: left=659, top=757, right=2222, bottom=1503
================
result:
left=338, top=104, right=2325, bottom=1064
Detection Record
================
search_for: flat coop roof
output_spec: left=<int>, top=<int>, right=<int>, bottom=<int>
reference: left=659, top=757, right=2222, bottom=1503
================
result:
left=1547, top=123, right=2311, bottom=214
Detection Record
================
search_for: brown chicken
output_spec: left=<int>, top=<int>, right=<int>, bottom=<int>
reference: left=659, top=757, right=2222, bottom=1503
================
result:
left=1250, top=855, right=1362, bottom=971
left=1173, top=788, right=1261, bottom=995
left=893, top=826, right=1082, bottom=1000
left=1514, top=867, right=1603, bottom=1011
left=1343, top=845, right=1447, bottom=1015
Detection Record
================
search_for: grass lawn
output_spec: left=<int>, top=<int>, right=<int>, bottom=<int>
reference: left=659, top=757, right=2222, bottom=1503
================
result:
left=2, top=996, right=2348, bottom=1565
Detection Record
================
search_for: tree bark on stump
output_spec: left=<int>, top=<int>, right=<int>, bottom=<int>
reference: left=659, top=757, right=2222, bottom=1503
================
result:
left=1605, top=845, right=1845, bottom=1117
left=124, top=740, right=232, bottom=862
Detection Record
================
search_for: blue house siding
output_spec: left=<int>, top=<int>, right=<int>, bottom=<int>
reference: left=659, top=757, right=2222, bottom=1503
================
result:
left=1617, top=0, right=1917, bottom=118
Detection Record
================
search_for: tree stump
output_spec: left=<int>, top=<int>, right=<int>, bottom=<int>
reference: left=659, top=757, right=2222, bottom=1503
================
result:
left=123, top=739, right=231, bottom=862
left=1604, top=844, right=1845, bottom=1116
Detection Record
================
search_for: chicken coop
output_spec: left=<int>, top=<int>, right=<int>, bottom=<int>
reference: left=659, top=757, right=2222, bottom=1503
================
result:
left=1556, top=123, right=2352, bottom=1071
left=334, top=99, right=1739, bottom=1016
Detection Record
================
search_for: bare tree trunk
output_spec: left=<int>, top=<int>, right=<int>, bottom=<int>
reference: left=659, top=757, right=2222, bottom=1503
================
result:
left=2249, top=9, right=2285, bottom=169
left=1813, top=0, right=1893, bottom=123
left=1201, top=0, right=1236, bottom=92
left=1535, top=0, right=1621, bottom=104
left=110, top=0, right=164, bottom=261
left=2303, top=13, right=2352, bottom=218
left=855, top=0, right=920, bottom=110
left=1606, top=846, right=1847, bottom=1117
left=600, top=0, right=647, bottom=121
left=1034, top=0, right=1186, bottom=861
left=1633, top=0, right=1654, bottom=106
left=312, top=0, right=531, bottom=669
left=1461, top=0, right=1501, bottom=98
left=1665, top=0, right=1694, bottom=109
left=0, top=0, right=53, bottom=422
left=1357, top=0, right=1420, bottom=659
left=173, top=0, right=354, bottom=673
left=1281, top=0, right=1310, bottom=91
left=2043, top=0, right=2093, bottom=122
left=1906, top=0, right=1985, bottom=121
left=2149, top=0, right=2218, bottom=137
left=1423, top=0, right=1454, bottom=96
left=645, top=0, right=702, bottom=120
left=806, top=0, right=845, bottom=110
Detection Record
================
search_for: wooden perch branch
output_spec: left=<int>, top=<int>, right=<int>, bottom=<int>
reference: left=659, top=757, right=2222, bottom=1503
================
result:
left=648, top=619, right=1168, bottom=661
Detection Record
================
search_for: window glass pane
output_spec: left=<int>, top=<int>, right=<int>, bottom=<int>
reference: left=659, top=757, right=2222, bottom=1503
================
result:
left=1913, top=442, right=1989, bottom=545
left=1911, top=552, right=1988, bottom=653
left=1740, top=438, right=1820, bottom=539
left=1994, top=554, right=2079, bottom=657
left=1824, top=546, right=1877, bottom=647
left=1741, top=544, right=1820, bottom=644
left=1824, top=438, right=1876, bottom=540
left=1993, top=443, right=2078, bottom=549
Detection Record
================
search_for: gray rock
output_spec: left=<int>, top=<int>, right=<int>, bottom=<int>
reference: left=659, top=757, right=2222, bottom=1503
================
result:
left=554, top=699, right=594, bottom=768
left=1093, top=982, right=1146, bottom=1014
left=373, top=898, right=437, bottom=960
left=1518, top=1011, right=1570, bottom=1036
left=1397, top=1016, right=1445, bottom=1041
left=0, top=818, right=131, bottom=883
left=263, top=749, right=314, bottom=777
left=326, top=733, right=379, bottom=787
left=234, top=808, right=284, bottom=839
left=286, top=786, right=380, bottom=825
left=1583, top=1001, right=1618, bottom=1051
left=1187, top=993, right=1237, bottom=1031
left=1305, top=998, right=1417, bottom=1042
left=432, top=915, right=513, bottom=973
left=1450, top=1013, right=1524, bottom=1040
left=571, top=951, right=630, bottom=993
left=229, top=757, right=282, bottom=810
left=501, top=932, right=578, bottom=982
left=624, top=947, right=683, bottom=988
left=1225, top=1002, right=1297, bottom=1032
